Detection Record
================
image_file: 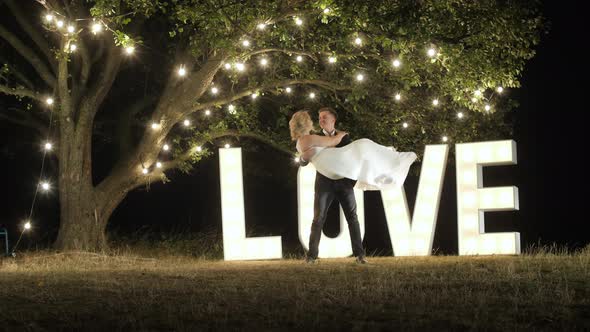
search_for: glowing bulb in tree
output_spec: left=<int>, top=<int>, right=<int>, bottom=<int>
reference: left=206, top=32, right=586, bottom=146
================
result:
left=457, top=112, right=464, bottom=119
left=45, top=14, right=53, bottom=22
left=395, top=93, right=402, bottom=101
left=260, top=58, right=268, bottom=66
left=46, top=98, right=54, bottom=106
left=392, top=59, right=401, bottom=68
left=196, top=146, right=202, bottom=152
left=285, top=87, right=292, bottom=94
left=125, top=46, right=135, bottom=55
left=40, top=181, right=50, bottom=191
left=442, top=136, right=449, bottom=142
left=257, top=23, right=266, bottom=30
left=356, top=74, right=364, bottom=81
left=296, top=55, right=303, bottom=62
left=242, top=40, right=250, bottom=47
left=204, top=109, right=211, bottom=116
left=163, top=144, right=170, bottom=151
left=328, top=56, right=337, bottom=63
left=433, top=99, right=439, bottom=106
left=91, top=23, right=102, bottom=34
left=309, top=92, right=316, bottom=99
left=235, top=63, right=245, bottom=72
left=142, top=168, right=148, bottom=174
left=183, top=119, right=190, bottom=127
left=211, top=87, right=219, bottom=94
left=427, top=48, right=437, bottom=57
left=156, top=162, right=162, bottom=168
left=403, top=122, right=409, bottom=128
left=295, top=17, right=303, bottom=26
left=497, top=87, right=504, bottom=93
left=44, top=142, right=53, bottom=151
left=178, top=66, right=186, bottom=77
left=224, top=144, right=230, bottom=148
left=56, top=20, right=64, bottom=28
left=67, top=25, right=75, bottom=33
left=354, top=37, right=362, bottom=45
left=24, top=222, right=31, bottom=230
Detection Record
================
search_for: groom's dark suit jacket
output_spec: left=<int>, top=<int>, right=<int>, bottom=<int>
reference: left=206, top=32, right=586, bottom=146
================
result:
left=300, top=130, right=356, bottom=191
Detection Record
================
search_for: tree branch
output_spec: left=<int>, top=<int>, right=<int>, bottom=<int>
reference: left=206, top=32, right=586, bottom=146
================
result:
left=242, top=48, right=318, bottom=61
left=5, top=0, right=57, bottom=72
left=0, top=24, right=56, bottom=87
left=0, top=107, right=49, bottom=136
left=193, top=79, right=352, bottom=112
left=0, top=84, right=43, bottom=102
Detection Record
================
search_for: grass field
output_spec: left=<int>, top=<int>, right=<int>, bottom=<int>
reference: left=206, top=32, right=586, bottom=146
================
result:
left=1, top=245, right=589, bottom=331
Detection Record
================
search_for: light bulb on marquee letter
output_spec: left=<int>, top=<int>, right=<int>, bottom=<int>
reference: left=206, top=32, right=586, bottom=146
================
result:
left=297, top=164, right=365, bottom=258
left=219, top=148, right=282, bottom=260
left=456, top=140, right=520, bottom=255
left=380, top=145, right=449, bottom=256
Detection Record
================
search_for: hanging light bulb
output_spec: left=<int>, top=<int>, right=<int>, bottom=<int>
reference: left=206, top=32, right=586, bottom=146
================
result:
left=294, top=157, right=300, bottom=163
left=328, top=56, right=337, bottom=63
left=163, top=144, right=170, bottom=151
left=151, top=122, right=160, bottom=130
left=285, top=87, right=292, bottom=93
left=205, top=109, right=211, bottom=116
left=432, top=99, right=439, bottom=106
left=228, top=104, right=236, bottom=114
left=442, top=136, right=448, bottom=142
left=69, top=44, right=77, bottom=52
left=471, top=97, right=477, bottom=103
left=427, top=48, right=437, bottom=57
left=46, top=97, right=54, bottom=106
left=296, top=55, right=303, bottom=62
left=309, top=92, right=316, bottom=99
left=67, top=25, right=75, bottom=33
left=457, top=112, right=464, bottom=119
left=497, top=87, right=504, bottom=93
left=56, top=20, right=64, bottom=28
left=485, top=104, right=491, bottom=111
left=211, top=87, right=219, bottom=94
left=395, top=93, right=401, bottom=101
left=40, top=181, right=50, bottom=191
left=196, top=146, right=202, bottom=152
left=392, top=59, right=401, bottom=68
left=44, top=142, right=53, bottom=151
left=402, top=122, right=409, bottom=128
left=323, top=8, right=330, bottom=14
left=295, top=17, right=303, bottom=26
left=91, top=22, right=103, bottom=34
left=242, top=40, right=250, bottom=47
left=251, top=93, right=258, bottom=99
left=257, top=23, right=266, bottom=30
left=24, top=221, right=31, bottom=230
left=224, top=143, right=231, bottom=148
left=235, top=63, right=245, bottom=71
left=156, top=162, right=162, bottom=168
left=183, top=119, right=190, bottom=127
left=178, top=66, right=186, bottom=77
left=260, top=58, right=268, bottom=66
left=125, top=46, right=135, bottom=55
left=224, top=63, right=231, bottom=70
left=142, top=168, right=149, bottom=174
left=45, top=14, right=53, bottom=22
left=474, top=89, right=482, bottom=97
left=354, top=37, right=362, bottom=45
left=356, top=74, right=364, bottom=81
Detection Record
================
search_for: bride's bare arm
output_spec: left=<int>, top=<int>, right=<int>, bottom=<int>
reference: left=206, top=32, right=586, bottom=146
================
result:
left=300, top=132, right=347, bottom=148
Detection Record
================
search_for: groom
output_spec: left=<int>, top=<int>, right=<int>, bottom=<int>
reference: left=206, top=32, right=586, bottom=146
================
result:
left=301, top=107, right=367, bottom=264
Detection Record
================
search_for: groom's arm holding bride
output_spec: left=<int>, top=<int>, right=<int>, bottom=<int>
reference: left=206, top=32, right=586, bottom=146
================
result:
left=298, top=131, right=348, bottom=166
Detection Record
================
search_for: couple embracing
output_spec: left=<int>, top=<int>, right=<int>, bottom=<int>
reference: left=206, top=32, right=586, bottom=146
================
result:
left=289, top=107, right=417, bottom=264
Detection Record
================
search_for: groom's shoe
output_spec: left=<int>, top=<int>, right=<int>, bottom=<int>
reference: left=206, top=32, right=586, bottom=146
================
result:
left=305, top=256, right=317, bottom=264
left=355, top=255, right=368, bottom=264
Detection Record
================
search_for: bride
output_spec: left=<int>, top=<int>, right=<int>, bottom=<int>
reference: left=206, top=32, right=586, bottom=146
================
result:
left=290, top=110, right=418, bottom=191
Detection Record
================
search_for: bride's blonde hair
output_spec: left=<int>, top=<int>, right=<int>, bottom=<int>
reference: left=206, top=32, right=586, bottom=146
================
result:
left=289, top=110, right=313, bottom=141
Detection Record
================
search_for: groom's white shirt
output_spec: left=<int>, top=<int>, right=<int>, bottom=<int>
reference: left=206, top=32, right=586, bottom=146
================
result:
left=322, top=129, right=336, bottom=137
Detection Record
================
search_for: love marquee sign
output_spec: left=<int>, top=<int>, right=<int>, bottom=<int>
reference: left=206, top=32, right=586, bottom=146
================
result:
left=219, top=140, right=519, bottom=261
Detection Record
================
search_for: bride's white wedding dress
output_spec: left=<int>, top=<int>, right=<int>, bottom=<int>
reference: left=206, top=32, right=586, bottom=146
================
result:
left=297, top=138, right=418, bottom=191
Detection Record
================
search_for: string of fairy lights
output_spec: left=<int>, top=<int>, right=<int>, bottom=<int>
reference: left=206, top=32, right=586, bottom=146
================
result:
left=8, top=5, right=505, bottom=247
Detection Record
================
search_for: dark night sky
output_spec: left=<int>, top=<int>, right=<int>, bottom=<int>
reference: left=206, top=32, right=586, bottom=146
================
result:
left=1, top=1, right=587, bottom=253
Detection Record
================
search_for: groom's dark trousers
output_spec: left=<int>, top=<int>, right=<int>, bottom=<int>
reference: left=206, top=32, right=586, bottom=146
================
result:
left=304, top=132, right=365, bottom=259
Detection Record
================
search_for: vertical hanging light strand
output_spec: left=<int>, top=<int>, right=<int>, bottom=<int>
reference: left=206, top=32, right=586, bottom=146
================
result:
left=11, top=103, right=56, bottom=255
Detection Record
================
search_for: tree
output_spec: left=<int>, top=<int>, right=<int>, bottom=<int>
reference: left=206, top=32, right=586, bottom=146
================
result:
left=0, top=0, right=544, bottom=251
